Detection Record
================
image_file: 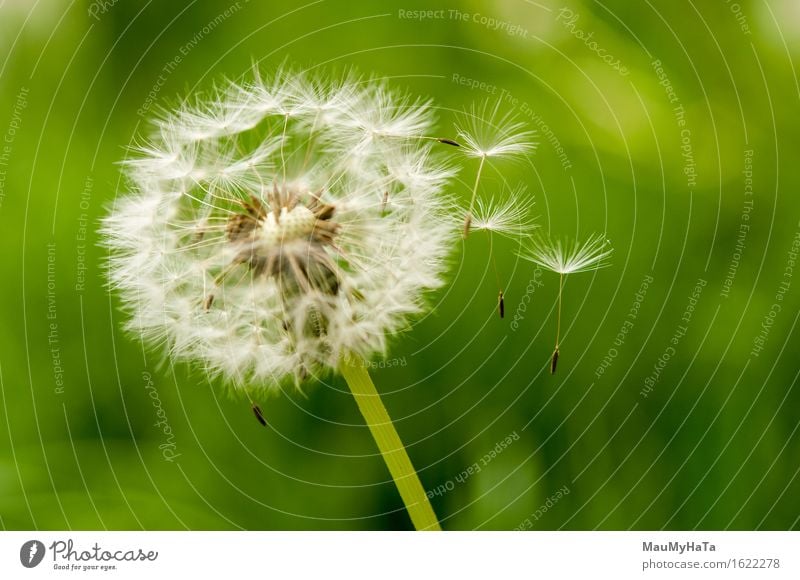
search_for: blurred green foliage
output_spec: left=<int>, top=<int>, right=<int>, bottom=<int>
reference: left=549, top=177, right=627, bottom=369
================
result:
left=1, top=0, right=799, bottom=530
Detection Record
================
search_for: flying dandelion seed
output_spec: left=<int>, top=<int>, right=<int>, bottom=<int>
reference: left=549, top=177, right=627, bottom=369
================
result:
left=462, top=189, right=538, bottom=318
left=102, top=67, right=460, bottom=531
left=521, top=233, right=613, bottom=373
left=455, top=100, right=537, bottom=238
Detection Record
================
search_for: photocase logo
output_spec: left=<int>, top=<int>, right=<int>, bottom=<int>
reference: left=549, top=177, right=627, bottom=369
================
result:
left=20, top=540, right=46, bottom=568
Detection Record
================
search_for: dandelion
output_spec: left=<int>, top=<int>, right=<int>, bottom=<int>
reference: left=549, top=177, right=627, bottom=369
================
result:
left=521, top=233, right=613, bottom=373
left=455, top=100, right=537, bottom=238
left=102, top=67, right=457, bottom=530
left=461, top=189, right=537, bottom=318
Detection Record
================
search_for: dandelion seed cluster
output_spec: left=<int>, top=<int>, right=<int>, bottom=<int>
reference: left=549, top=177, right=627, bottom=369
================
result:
left=102, top=69, right=456, bottom=389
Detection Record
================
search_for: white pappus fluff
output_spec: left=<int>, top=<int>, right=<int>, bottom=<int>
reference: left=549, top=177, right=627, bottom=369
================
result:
left=102, top=68, right=457, bottom=391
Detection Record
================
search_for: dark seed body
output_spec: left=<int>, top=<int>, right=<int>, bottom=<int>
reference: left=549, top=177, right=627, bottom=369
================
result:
left=550, top=348, right=559, bottom=374
left=252, top=404, right=267, bottom=427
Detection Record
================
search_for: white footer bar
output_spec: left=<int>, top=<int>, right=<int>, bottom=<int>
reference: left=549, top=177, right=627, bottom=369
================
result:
left=1, top=531, right=798, bottom=579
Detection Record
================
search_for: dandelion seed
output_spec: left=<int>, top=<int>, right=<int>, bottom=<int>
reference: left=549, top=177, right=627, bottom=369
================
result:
left=521, top=234, right=613, bottom=373
left=498, top=291, right=505, bottom=319
left=462, top=189, right=537, bottom=320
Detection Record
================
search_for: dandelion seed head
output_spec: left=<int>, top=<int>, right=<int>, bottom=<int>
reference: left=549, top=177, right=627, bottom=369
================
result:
left=522, top=233, right=613, bottom=275
left=103, top=68, right=455, bottom=391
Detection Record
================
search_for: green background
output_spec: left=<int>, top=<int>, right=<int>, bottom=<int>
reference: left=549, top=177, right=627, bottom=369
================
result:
left=1, top=0, right=799, bottom=530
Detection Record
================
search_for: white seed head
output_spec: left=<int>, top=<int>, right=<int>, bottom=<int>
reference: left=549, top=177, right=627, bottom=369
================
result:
left=456, top=100, right=538, bottom=159
left=522, top=233, right=613, bottom=274
left=102, top=68, right=455, bottom=391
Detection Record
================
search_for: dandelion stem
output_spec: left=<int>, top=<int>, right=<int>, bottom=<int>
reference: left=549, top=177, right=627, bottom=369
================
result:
left=552, top=273, right=564, bottom=374
left=488, top=233, right=503, bottom=318
left=385, top=134, right=460, bottom=147
left=340, top=353, right=441, bottom=531
left=556, top=273, right=563, bottom=348
left=301, top=112, right=321, bottom=171
left=280, top=113, right=290, bottom=182
left=463, top=155, right=486, bottom=238
left=488, top=232, right=501, bottom=290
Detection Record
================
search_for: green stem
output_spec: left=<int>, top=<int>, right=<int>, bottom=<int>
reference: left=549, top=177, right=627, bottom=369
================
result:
left=462, top=155, right=486, bottom=238
left=556, top=272, right=563, bottom=350
left=467, top=155, right=486, bottom=216
left=551, top=273, right=564, bottom=374
left=340, top=353, right=442, bottom=531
